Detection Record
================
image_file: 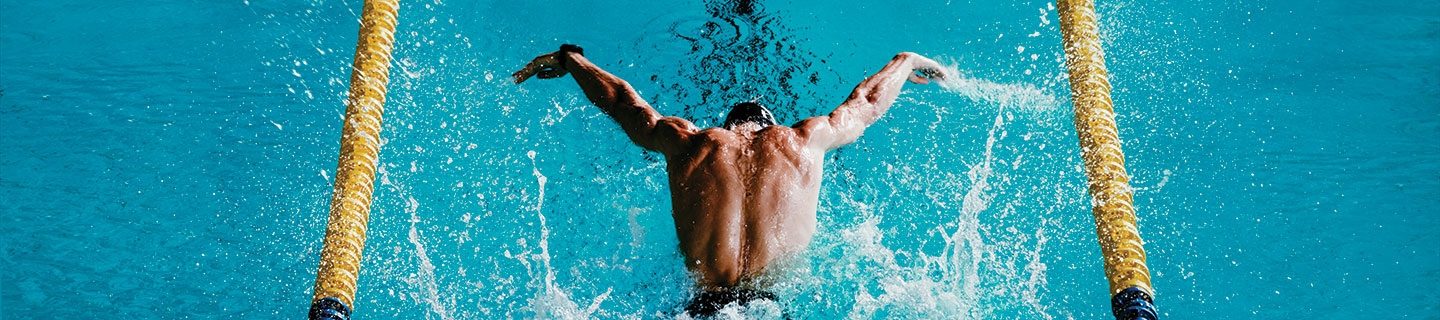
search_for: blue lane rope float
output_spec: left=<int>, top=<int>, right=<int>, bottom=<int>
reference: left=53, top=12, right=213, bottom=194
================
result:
left=1055, top=0, right=1159, bottom=319
left=1112, top=286, right=1159, bottom=319
left=308, top=0, right=399, bottom=319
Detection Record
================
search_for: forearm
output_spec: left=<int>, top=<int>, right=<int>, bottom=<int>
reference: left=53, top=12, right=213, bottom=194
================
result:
left=560, top=52, right=660, bottom=132
left=831, top=53, right=920, bottom=126
left=801, top=52, right=938, bottom=151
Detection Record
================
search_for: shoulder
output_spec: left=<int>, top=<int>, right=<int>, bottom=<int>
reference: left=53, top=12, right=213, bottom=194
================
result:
left=787, top=116, right=836, bottom=143
left=791, top=117, right=832, bottom=135
left=655, top=116, right=698, bottom=134
left=637, top=116, right=700, bottom=156
left=756, top=125, right=806, bottom=146
left=693, top=127, right=736, bottom=142
left=650, top=116, right=699, bottom=144
left=787, top=116, right=845, bottom=153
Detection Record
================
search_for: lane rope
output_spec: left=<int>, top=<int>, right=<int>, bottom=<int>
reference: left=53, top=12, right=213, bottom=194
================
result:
left=302, top=1, right=1155, bottom=318
left=308, top=0, right=399, bottom=319
left=1055, top=0, right=1159, bottom=319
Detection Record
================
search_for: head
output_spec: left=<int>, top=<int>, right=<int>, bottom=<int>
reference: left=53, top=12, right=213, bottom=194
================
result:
left=721, top=102, right=777, bottom=130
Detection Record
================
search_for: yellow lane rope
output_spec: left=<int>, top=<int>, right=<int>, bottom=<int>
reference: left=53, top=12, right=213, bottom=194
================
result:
left=310, top=0, right=399, bottom=317
left=1055, top=0, right=1156, bottom=318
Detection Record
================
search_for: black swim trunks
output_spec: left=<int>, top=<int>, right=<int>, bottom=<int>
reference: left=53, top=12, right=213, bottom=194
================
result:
left=684, top=287, right=785, bottom=318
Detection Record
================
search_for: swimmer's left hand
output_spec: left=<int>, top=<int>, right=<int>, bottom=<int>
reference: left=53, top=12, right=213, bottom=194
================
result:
left=512, top=52, right=568, bottom=84
left=904, top=53, right=947, bottom=85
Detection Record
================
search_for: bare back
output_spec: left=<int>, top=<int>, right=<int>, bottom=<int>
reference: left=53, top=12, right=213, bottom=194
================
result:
left=666, top=125, right=824, bottom=287
left=513, top=50, right=945, bottom=291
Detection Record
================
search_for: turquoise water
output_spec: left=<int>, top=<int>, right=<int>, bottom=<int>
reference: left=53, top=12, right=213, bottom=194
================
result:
left=2, top=0, right=1437, bottom=318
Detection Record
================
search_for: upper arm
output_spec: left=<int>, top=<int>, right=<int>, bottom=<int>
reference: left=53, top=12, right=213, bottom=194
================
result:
left=564, top=53, right=696, bottom=154
left=796, top=53, right=920, bottom=152
left=633, top=113, right=698, bottom=155
left=591, top=80, right=697, bottom=155
left=794, top=100, right=872, bottom=152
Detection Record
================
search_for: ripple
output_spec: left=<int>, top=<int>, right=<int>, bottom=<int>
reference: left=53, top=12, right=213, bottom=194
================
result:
left=633, top=0, right=839, bottom=126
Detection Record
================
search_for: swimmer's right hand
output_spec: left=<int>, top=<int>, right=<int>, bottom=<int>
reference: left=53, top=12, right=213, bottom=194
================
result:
left=512, top=52, right=568, bottom=84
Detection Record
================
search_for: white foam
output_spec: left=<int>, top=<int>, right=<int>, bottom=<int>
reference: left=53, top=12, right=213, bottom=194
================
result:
left=934, top=64, right=1060, bottom=116
left=791, top=73, right=1062, bottom=318
left=377, top=165, right=455, bottom=319
left=516, top=151, right=613, bottom=319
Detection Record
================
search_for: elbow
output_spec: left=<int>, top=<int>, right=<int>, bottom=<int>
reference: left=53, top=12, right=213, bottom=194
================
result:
left=848, top=85, right=883, bottom=105
left=848, top=87, right=870, bottom=101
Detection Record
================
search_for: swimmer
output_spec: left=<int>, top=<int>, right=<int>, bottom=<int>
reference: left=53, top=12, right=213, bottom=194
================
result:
left=513, top=44, right=947, bottom=316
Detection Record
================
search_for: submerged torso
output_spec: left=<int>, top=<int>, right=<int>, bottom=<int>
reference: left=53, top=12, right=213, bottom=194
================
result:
left=665, top=125, right=824, bottom=288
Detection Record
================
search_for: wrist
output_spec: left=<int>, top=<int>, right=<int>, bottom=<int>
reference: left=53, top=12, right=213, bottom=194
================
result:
left=559, top=44, right=584, bottom=56
left=893, top=52, right=919, bottom=69
left=557, top=44, right=584, bottom=68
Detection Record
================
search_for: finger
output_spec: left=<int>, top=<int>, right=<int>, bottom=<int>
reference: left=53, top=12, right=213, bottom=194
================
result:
left=920, top=67, right=947, bottom=81
left=513, top=69, right=534, bottom=84
left=513, top=60, right=543, bottom=83
left=909, top=73, right=930, bottom=85
left=538, top=53, right=561, bottom=67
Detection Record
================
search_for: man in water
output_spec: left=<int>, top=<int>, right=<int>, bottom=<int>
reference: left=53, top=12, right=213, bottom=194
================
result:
left=512, top=44, right=947, bottom=316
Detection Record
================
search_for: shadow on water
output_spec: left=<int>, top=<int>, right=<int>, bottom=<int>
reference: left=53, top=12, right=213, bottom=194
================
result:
left=639, top=0, right=839, bottom=126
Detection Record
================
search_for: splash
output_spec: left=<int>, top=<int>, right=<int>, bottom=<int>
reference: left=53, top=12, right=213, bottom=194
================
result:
left=509, top=151, right=613, bottom=319
left=377, top=164, right=456, bottom=320
left=935, top=64, right=1059, bottom=115
left=834, top=100, right=1006, bottom=319
left=802, top=72, right=1062, bottom=319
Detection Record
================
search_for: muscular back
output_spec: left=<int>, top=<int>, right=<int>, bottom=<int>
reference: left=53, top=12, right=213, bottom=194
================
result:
left=513, top=49, right=945, bottom=289
left=665, top=125, right=825, bottom=287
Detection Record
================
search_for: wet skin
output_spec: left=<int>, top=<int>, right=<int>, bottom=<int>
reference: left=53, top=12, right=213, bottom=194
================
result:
left=513, top=50, right=946, bottom=289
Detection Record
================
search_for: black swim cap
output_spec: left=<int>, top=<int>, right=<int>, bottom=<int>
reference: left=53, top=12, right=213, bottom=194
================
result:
left=722, top=102, right=777, bottom=129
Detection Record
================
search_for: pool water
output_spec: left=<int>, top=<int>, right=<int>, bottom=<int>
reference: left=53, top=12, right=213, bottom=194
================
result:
left=2, top=0, right=1437, bottom=318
